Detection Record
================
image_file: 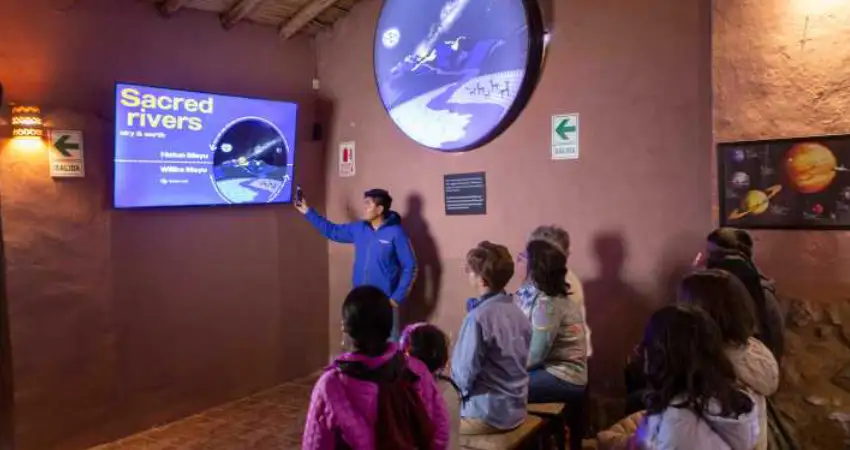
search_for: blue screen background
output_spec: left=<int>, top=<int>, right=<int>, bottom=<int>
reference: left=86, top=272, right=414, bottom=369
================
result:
left=114, top=84, right=297, bottom=208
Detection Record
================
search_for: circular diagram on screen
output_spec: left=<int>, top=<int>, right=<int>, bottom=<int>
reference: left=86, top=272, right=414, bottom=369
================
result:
left=210, top=117, right=291, bottom=204
left=373, top=0, right=544, bottom=152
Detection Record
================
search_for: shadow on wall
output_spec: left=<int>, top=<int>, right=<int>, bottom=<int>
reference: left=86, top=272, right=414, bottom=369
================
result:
left=400, top=194, right=443, bottom=327
left=657, top=231, right=703, bottom=304
left=584, top=232, right=653, bottom=396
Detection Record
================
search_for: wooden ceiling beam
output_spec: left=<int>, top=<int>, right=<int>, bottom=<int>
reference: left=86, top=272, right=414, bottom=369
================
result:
left=220, top=0, right=265, bottom=29
left=158, top=0, right=189, bottom=16
left=278, top=0, right=341, bottom=39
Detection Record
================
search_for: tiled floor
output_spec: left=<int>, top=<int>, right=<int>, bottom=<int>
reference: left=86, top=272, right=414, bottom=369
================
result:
left=88, top=376, right=318, bottom=450
left=88, top=374, right=599, bottom=450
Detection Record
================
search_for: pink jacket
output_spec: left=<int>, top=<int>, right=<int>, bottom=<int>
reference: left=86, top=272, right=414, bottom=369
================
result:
left=302, top=343, right=450, bottom=450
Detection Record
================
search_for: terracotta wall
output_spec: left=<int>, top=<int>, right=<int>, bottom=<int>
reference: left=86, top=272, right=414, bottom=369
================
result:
left=714, top=1, right=850, bottom=447
left=0, top=1, right=328, bottom=449
left=316, top=0, right=713, bottom=395
left=713, top=0, right=850, bottom=301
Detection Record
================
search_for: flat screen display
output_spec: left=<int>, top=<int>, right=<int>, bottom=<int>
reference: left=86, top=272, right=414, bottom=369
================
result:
left=114, top=83, right=297, bottom=208
left=373, top=0, right=543, bottom=152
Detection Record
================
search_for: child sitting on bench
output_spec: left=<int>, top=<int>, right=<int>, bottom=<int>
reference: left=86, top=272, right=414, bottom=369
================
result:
left=402, top=323, right=461, bottom=449
left=452, top=241, right=532, bottom=435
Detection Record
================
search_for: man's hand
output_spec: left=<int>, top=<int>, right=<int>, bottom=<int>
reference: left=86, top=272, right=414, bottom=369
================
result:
left=294, top=196, right=309, bottom=215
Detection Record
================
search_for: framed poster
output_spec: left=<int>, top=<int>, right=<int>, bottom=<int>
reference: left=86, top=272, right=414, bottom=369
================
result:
left=718, top=135, right=850, bottom=230
left=373, top=0, right=545, bottom=152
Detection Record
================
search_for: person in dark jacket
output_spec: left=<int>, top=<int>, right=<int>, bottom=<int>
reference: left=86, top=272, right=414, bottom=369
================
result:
left=705, top=228, right=785, bottom=362
left=296, top=188, right=417, bottom=341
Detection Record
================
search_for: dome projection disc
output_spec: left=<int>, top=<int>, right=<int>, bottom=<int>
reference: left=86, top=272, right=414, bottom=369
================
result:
left=211, top=117, right=291, bottom=204
left=373, top=0, right=544, bottom=152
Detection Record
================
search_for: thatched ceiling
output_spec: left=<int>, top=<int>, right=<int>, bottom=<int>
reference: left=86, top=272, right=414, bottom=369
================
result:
left=151, top=0, right=362, bottom=37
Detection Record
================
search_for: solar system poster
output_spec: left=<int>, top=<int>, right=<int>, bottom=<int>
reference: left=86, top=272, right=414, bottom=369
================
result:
left=113, top=83, right=297, bottom=209
left=719, top=135, right=850, bottom=229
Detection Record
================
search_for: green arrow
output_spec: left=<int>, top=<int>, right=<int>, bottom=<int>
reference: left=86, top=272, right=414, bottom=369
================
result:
left=55, top=135, right=79, bottom=157
left=556, top=119, right=576, bottom=140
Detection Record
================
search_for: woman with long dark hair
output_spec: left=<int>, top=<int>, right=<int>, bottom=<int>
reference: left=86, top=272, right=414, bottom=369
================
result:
left=302, top=286, right=449, bottom=449
left=515, top=239, right=588, bottom=450
left=634, top=304, right=759, bottom=449
left=679, top=270, right=778, bottom=450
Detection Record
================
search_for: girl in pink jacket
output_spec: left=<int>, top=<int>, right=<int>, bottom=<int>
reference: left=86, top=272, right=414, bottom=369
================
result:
left=302, top=286, right=450, bottom=449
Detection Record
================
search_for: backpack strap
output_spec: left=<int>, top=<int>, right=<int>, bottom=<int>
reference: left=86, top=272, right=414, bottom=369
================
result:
left=436, top=373, right=462, bottom=398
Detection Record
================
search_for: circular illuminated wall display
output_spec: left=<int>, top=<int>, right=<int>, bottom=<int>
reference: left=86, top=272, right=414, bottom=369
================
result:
left=210, top=117, right=291, bottom=204
left=373, top=0, right=545, bottom=152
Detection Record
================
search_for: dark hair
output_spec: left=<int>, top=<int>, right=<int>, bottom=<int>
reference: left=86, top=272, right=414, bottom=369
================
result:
left=734, top=229, right=754, bottom=259
left=678, top=269, right=756, bottom=346
left=342, top=285, right=393, bottom=356
left=705, top=256, right=774, bottom=350
left=526, top=240, right=570, bottom=297
left=642, top=304, right=754, bottom=418
left=364, top=189, right=393, bottom=217
left=402, top=323, right=449, bottom=373
left=466, top=241, right=514, bottom=292
left=706, top=227, right=753, bottom=259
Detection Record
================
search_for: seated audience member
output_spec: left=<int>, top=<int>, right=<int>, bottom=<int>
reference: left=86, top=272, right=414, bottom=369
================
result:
left=705, top=228, right=785, bottom=361
left=679, top=269, right=778, bottom=450
left=302, top=286, right=449, bottom=449
left=599, top=304, right=760, bottom=450
left=711, top=230, right=800, bottom=449
left=525, top=225, right=592, bottom=358
left=635, top=304, right=759, bottom=450
left=516, top=239, right=588, bottom=450
left=402, top=323, right=460, bottom=450
left=452, top=241, right=532, bottom=435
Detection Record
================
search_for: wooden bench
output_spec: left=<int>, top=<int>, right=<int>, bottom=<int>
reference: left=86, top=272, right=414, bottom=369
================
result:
left=460, top=415, right=547, bottom=450
left=527, top=403, right=568, bottom=450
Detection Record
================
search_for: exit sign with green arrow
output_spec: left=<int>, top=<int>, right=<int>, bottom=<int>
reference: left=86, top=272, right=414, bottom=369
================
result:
left=54, top=134, right=80, bottom=157
left=48, top=129, right=85, bottom=178
left=551, top=113, right=579, bottom=160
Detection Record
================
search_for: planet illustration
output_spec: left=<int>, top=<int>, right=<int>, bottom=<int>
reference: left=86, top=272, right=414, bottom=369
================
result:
left=785, top=142, right=837, bottom=194
left=731, top=171, right=750, bottom=189
left=728, top=185, right=783, bottom=220
left=733, top=149, right=746, bottom=163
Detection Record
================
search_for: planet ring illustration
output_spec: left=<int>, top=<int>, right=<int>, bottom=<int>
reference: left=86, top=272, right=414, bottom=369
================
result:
left=728, top=185, right=783, bottom=220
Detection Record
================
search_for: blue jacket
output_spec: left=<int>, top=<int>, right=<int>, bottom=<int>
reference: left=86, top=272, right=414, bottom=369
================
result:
left=305, top=209, right=417, bottom=303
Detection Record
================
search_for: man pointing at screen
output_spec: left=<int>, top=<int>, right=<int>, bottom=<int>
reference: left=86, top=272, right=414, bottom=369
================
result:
left=295, top=188, right=417, bottom=341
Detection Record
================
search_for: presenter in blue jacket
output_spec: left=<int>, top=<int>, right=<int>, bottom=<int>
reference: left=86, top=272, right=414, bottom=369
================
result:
left=295, top=188, right=417, bottom=341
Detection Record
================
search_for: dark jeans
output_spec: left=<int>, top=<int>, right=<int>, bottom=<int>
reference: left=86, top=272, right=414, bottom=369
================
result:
left=623, top=357, right=647, bottom=415
left=528, top=368, right=586, bottom=450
